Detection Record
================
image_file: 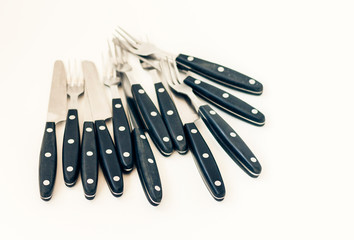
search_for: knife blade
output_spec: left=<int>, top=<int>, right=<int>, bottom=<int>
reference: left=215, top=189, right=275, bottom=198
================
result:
left=39, top=60, right=67, bottom=201
left=82, top=61, right=124, bottom=197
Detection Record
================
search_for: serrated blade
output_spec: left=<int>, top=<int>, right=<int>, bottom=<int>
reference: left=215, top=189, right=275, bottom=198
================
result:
left=82, top=61, right=111, bottom=120
left=47, top=60, right=67, bottom=123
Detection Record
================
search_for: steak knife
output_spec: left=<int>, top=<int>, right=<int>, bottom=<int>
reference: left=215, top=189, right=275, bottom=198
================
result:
left=82, top=61, right=124, bottom=197
left=39, top=60, right=67, bottom=201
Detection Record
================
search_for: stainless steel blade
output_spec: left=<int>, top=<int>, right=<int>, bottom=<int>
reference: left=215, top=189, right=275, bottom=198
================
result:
left=47, top=60, right=67, bottom=123
left=82, top=61, right=111, bottom=121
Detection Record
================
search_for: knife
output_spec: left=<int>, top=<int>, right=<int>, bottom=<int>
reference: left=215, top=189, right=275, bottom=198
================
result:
left=80, top=90, right=99, bottom=200
left=126, top=96, right=163, bottom=206
left=176, top=54, right=263, bottom=95
left=39, top=60, right=67, bottom=201
left=82, top=61, right=124, bottom=197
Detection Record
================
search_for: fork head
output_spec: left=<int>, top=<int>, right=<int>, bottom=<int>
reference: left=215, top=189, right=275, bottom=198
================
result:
left=112, top=37, right=133, bottom=73
left=66, top=60, right=84, bottom=97
left=103, top=39, right=121, bottom=87
left=114, top=26, right=162, bottom=57
left=162, top=57, right=202, bottom=112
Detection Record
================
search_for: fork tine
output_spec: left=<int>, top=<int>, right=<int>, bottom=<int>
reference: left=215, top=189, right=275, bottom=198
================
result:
left=113, top=35, right=136, bottom=53
left=116, top=26, right=140, bottom=44
left=115, top=29, right=139, bottom=51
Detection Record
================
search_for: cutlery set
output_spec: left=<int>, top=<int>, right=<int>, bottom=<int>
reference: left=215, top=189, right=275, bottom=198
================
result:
left=39, top=27, right=265, bottom=205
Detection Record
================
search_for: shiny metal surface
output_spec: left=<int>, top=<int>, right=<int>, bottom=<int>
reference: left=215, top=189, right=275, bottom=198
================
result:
left=82, top=61, right=111, bottom=121
left=46, top=60, right=68, bottom=123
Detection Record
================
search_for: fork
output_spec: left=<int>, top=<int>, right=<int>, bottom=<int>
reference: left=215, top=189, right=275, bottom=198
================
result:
left=103, top=40, right=134, bottom=172
left=62, top=60, right=84, bottom=186
left=160, top=59, right=225, bottom=201
left=115, top=26, right=263, bottom=95
left=138, top=57, right=188, bottom=154
left=164, top=57, right=262, bottom=178
left=113, top=38, right=173, bottom=156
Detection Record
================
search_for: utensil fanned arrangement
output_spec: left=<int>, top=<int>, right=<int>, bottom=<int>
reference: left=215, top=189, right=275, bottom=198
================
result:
left=38, top=27, right=266, bottom=205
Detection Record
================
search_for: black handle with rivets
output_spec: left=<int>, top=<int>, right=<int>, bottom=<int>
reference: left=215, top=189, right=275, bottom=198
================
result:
left=132, top=128, right=162, bottom=206
left=112, top=98, right=134, bottom=172
left=199, top=105, right=262, bottom=178
left=94, top=120, right=124, bottom=197
left=184, top=76, right=265, bottom=126
left=176, top=54, right=263, bottom=95
left=154, top=82, right=188, bottom=154
left=62, top=109, right=80, bottom=186
left=39, top=122, right=57, bottom=201
left=131, top=84, right=173, bottom=156
left=184, top=122, right=225, bottom=201
left=81, top=122, right=98, bottom=200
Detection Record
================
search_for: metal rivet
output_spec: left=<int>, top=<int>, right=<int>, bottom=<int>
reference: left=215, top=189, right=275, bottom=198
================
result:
left=86, top=127, right=92, bottom=132
left=66, top=166, right=73, bottom=172
left=106, top=149, right=112, bottom=154
left=163, top=137, right=170, bottom=142
left=154, top=185, right=161, bottom=191
left=209, top=110, right=216, bottom=115
left=45, top=152, right=51, bottom=158
left=202, top=153, right=209, bottom=158
left=222, top=93, right=229, bottom=98
left=138, top=89, right=145, bottom=94
left=123, top=152, right=130, bottom=157
left=140, top=135, right=146, bottom=139
left=191, top=129, right=197, bottom=134
left=217, top=67, right=224, bottom=72
left=158, top=88, right=165, bottom=93
left=87, top=179, right=94, bottom=184
left=230, top=132, right=237, bottom=137
left=194, top=80, right=201, bottom=84
left=46, top=128, right=53, bottom=133
left=187, top=56, right=194, bottom=61
left=249, top=79, right=256, bottom=85
left=99, top=126, right=106, bottom=130
left=118, top=126, right=125, bottom=131
left=69, top=115, right=76, bottom=120
left=214, top=180, right=222, bottom=186
left=43, top=180, right=50, bottom=186
left=167, top=110, right=174, bottom=115
left=113, top=176, right=120, bottom=181
left=252, top=109, right=258, bottom=114
left=115, top=103, right=122, bottom=108
left=176, top=135, right=183, bottom=141
left=68, top=139, right=74, bottom=144
left=86, top=151, right=93, bottom=156
left=150, top=111, right=157, bottom=117
left=148, top=158, right=154, bottom=163
left=250, top=157, right=257, bottom=163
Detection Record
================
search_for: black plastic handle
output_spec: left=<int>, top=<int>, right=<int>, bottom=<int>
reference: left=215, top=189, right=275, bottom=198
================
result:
left=94, top=120, right=124, bottom=197
left=184, top=122, right=225, bottom=201
left=81, top=122, right=99, bottom=200
left=198, top=105, right=262, bottom=178
left=131, top=84, right=173, bottom=156
left=132, top=128, right=162, bottom=206
left=62, top=109, right=80, bottom=186
left=112, top=98, right=134, bottom=172
left=184, top=76, right=265, bottom=126
left=176, top=54, right=263, bottom=95
left=154, top=82, right=188, bottom=154
left=39, top=122, right=57, bottom=201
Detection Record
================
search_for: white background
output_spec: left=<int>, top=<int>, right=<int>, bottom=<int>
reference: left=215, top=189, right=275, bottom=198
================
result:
left=0, top=0, right=353, bottom=239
